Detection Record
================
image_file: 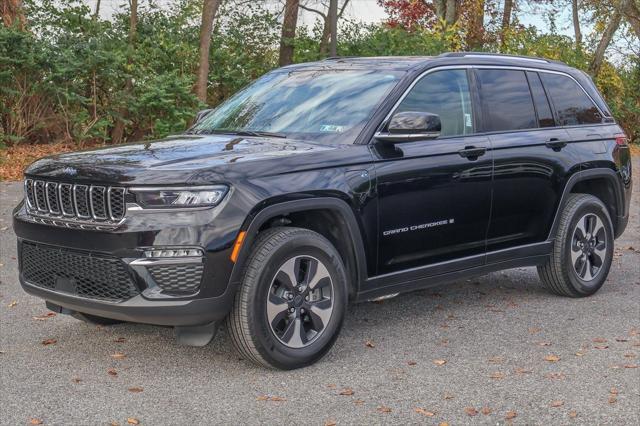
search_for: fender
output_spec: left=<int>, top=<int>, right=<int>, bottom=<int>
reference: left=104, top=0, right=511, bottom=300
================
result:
left=227, top=197, right=368, bottom=296
left=547, top=167, right=625, bottom=239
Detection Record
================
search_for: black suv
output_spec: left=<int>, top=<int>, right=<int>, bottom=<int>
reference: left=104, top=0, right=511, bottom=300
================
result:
left=13, top=53, right=632, bottom=369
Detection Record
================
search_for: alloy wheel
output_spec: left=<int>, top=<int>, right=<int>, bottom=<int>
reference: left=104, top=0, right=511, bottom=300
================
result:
left=570, top=213, right=607, bottom=282
left=266, top=255, right=334, bottom=348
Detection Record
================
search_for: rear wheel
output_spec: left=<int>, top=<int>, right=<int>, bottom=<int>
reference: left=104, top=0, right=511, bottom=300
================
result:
left=226, top=227, right=348, bottom=370
left=537, top=193, right=614, bottom=297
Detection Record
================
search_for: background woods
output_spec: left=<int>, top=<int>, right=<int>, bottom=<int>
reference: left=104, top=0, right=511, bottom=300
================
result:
left=0, top=0, right=638, bottom=167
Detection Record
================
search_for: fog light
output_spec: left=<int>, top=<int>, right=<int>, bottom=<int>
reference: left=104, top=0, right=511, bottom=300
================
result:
left=144, top=248, right=204, bottom=258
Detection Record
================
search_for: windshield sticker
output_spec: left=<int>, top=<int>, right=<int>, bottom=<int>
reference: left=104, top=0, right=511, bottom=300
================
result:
left=319, top=124, right=346, bottom=133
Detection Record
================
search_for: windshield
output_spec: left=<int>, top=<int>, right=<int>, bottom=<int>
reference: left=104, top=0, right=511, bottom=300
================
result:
left=190, top=69, right=403, bottom=144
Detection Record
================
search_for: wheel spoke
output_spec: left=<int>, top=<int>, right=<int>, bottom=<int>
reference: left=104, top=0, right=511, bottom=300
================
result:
left=275, top=258, right=299, bottom=290
left=266, top=293, right=289, bottom=326
left=309, top=298, right=332, bottom=330
left=280, top=317, right=306, bottom=348
left=582, top=256, right=593, bottom=281
left=592, top=242, right=606, bottom=266
left=575, top=216, right=588, bottom=240
left=570, top=238, right=582, bottom=264
left=308, top=261, right=330, bottom=290
left=593, top=217, right=605, bottom=239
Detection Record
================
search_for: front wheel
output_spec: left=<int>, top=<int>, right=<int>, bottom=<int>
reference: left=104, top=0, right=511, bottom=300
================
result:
left=226, top=227, right=348, bottom=370
left=537, top=193, right=614, bottom=297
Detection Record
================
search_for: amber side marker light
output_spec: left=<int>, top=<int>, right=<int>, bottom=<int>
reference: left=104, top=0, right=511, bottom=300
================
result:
left=230, top=231, right=246, bottom=263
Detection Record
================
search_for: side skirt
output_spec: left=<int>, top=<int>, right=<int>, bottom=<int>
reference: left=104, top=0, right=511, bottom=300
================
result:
left=355, top=242, right=551, bottom=302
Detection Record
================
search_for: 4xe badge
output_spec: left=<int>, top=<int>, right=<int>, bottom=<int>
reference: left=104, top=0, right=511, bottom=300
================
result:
left=383, top=218, right=455, bottom=236
left=61, top=167, right=77, bottom=176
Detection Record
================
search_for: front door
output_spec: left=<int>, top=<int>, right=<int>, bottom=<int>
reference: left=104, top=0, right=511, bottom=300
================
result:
left=373, top=68, right=493, bottom=275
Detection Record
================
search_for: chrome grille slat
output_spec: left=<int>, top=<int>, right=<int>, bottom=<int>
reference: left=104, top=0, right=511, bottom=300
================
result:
left=23, top=179, right=126, bottom=227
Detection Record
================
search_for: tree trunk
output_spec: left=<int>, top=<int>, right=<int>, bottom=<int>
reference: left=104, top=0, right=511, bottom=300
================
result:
left=622, top=0, right=640, bottom=38
left=110, top=0, right=138, bottom=144
left=466, top=0, right=485, bottom=49
left=93, top=0, right=101, bottom=20
left=329, top=0, right=338, bottom=56
left=500, top=0, right=514, bottom=48
left=434, top=0, right=446, bottom=20
left=445, top=0, right=457, bottom=25
left=279, top=0, right=299, bottom=66
left=571, top=0, right=582, bottom=47
left=2, top=0, right=26, bottom=30
left=589, top=9, right=622, bottom=76
left=195, top=0, right=222, bottom=103
left=319, top=15, right=331, bottom=56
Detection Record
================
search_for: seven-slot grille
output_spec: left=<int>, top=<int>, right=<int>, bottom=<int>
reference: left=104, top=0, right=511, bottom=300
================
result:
left=24, top=179, right=125, bottom=222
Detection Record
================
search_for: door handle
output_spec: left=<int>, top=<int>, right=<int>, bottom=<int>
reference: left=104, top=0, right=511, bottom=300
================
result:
left=458, top=146, right=487, bottom=160
left=545, top=138, right=568, bottom=151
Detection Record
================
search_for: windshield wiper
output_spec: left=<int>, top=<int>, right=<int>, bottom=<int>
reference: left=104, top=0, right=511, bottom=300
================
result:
left=187, top=129, right=286, bottom=138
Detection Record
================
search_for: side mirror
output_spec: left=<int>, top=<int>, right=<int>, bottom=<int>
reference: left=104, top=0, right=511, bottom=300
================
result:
left=195, top=109, right=213, bottom=124
left=375, top=111, right=441, bottom=142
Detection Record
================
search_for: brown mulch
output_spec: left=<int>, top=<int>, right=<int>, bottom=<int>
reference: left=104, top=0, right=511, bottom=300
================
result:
left=0, top=142, right=105, bottom=182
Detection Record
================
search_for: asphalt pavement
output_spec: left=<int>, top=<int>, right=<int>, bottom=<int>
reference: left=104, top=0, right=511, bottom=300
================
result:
left=1, top=158, right=639, bottom=425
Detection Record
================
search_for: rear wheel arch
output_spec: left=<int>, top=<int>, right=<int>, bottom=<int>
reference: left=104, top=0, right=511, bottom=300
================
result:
left=549, top=168, right=624, bottom=239
left=229, top=198, right=367, bottom=299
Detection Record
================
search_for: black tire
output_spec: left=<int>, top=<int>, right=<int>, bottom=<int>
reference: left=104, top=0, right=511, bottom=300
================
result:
left=537, top=193, right=614, bottom=297
left=72, top=312, right=124, bottom=326
left=226, top=227, right=348, bottom=370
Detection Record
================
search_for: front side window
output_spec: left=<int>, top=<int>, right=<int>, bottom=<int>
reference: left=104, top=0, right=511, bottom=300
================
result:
left=191, top=69, right=403, bottom=144
left=395, top=69, right=474, bottom=137
left=539, top=73, right=602, bottom=126
left=477, top=69, right=537, bottom=132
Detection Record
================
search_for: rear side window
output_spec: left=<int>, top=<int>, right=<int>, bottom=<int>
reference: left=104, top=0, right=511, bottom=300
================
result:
left=526, top=71, right=555, bottom=127
left=539, top=73, right=602, bottom=125
left=477, top=69, right=537, bottom=132
left=395, top=69, right=474, bottom=137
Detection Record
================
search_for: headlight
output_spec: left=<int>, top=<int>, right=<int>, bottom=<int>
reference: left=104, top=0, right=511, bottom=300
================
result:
left=130, top=185, right=228, bottom=208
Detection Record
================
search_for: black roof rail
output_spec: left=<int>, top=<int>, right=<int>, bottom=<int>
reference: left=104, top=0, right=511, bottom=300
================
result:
left=322, top=56, right=359, bottom=61
left=437, top=52, right=566, bottom=65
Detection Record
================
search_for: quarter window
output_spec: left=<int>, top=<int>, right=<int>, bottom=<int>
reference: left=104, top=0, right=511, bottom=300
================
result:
left=540, top=73, right=602, bottom=125
left=477, top=69, right=537, bottom=132
left=395, top=69, right=474, bottom=137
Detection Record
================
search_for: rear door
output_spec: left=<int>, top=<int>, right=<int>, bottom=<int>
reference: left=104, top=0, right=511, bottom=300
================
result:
left=477, top=68, right=580, bottom=254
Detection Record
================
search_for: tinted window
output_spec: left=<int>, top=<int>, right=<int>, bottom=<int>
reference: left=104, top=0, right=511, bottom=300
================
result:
left=526, top=71, right=555, bottom=127
left=395, top=69, right=473, bottom=137
left=477, top=69, right=536, bottom=131
left=540, top=73, right=602, bottom=125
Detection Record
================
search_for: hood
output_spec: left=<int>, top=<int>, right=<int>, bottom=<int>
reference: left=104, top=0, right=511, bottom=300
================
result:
left=25, top=134, right=336, bottom=185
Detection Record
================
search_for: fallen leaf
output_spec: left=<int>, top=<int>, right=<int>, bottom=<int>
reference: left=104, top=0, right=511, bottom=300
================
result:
left=592, top=337, right=607, bottom=343
left=575, top=352, right=585, bottom=357
left=126, top=419, right=139, bottom=425
left=257, top=395, right=286, bottom=402
left=537, top=341, right=552, bottom=347
left=544, top=355, right=561, bottom=362
left=113, top=337, right=126, bottom=343
left=407, top=360, right=417, bottom=366
left=488, top=356, right=504, bottom=364
left=365, top=340, right=375, bottom=348
left=41, top=338, right=57, bottom=346
left=29, top=419, right=43, bottom=425
left=569, top=410, right=578, bottom=418
left=615, top=337, right=629, bottom=342
left=505, top=411, right=517, bottom=420
left=71, top=378, right=82, bottom=383
left=107, top=368, right=118, bottom=377
left=326, top=384, right=336, bottom=389
left=443, top=392, right=455, bottom=400
left=128, top=387, right=144, bottom=393
left=489, top=372, right=505, bottom=379
left=608, top=395, right=617, bottom=404
left=376, top=406, right=392, bottom=413
left=32, top=312, right=56, bottom=321
left=624, top=364, right=638, bottom=368
left=481, top=407, right=492, bottom=415
left=111, top=352, right=126, bottom=359
left=339, top=388, right=354, bottom=396
left=353, top=399, right=365, bottom=405
left=551, top=400, right=564, bottom=407
left=528, top=327, right=542, bottom=334
left=594, top=345, right=609, bottom=350
left=109, top=422, right=119, bottom=426
left=433, top=359, right=447, bottom=366
left=465, top=407, right=478, bottom=416
left=515, top=367, right=532, bottom=374
left=414, top=407, right=435, bottom=417
left=8, top=301, right=17, bottom=308
left=269, top=396, right=286, bottom=402
left=624, top=353, right=637, bottom=358
left=324, top=420, right=337, bottom=426
left=545, top=372, right=566, bottom=380
left=610, top=387, right=618, bottom=395
left=439, top=423, right=449, bottom=426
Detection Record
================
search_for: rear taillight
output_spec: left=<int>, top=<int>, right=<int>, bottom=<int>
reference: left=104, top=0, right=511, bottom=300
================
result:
left=614, top=133, right=629, bottom=146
